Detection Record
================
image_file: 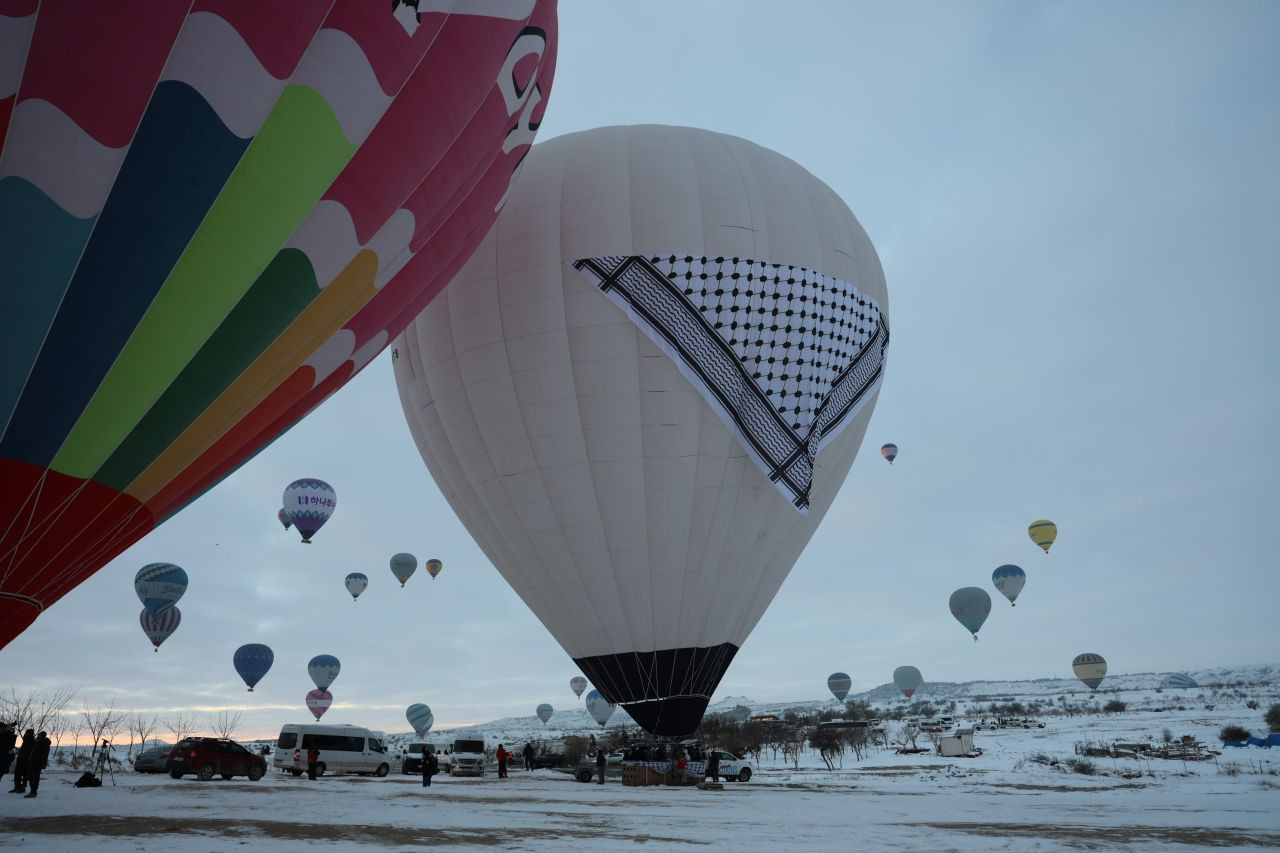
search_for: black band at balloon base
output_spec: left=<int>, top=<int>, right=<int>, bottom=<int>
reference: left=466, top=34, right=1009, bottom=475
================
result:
left=573, top=642, right=739, bottom=736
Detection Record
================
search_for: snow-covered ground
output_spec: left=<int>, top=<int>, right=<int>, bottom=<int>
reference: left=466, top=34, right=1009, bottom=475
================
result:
left=3, top=702, right=1277, bottom=851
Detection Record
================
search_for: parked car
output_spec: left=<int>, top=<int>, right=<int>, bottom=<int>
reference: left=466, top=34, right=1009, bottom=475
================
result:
left=531, top=752, right=566, bottom=769
left=132, top=746, right=171, bottom=773
left=165, top=738, right=266, bottom=781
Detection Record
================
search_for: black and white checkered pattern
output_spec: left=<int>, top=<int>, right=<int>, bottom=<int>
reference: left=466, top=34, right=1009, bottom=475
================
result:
left=573, top=254, right=888, bottom=512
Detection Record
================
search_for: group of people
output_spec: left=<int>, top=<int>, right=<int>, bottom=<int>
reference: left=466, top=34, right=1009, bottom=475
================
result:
left=1, top=722, right=52, bottom=798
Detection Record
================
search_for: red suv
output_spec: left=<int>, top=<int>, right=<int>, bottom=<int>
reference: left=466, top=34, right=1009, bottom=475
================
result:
left=166, top=738, right=267, bottom=781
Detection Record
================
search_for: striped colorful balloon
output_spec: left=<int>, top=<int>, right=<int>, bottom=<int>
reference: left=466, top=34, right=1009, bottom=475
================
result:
left=306, top=688, right=332, bottom=721
left=283, top=479, right=335, bottom=543
left=0, top=0, right=559, bottom=649
left=139, top=606, right=181, bottom=652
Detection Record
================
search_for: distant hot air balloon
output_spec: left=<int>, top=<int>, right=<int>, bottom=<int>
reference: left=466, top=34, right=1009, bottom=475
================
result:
left=139, top=607, right=180, bottom=652
left=828, top=672, right=852, bottom=702
left=344, top=572, right=368, bottom=601
left=406, top=703, right=434, bottom=737
left=277, top=508, right=293, bottom=530
left=893, top=665, right=923, bottom=699
left=569, top=676, right=588, bottom=698
left=308, top=654, right=341, bottom=691
left=949, top=587, right=992, bottom=641
left=536, top=703, right=554, bottom=725
left=585, top=690, right=616, bottom=727
left=1029, top=520, right=1057, bottom=554
left=1072, top=653, right=1107, bottom=690
left=1161, top=673, right=1199, bottom=690
left=306, top=689, right=333, bottom=721
left=394, top=125, right=890, bottom=737
left=283, top=479, right=335, bottom=543
left=425, top=558, right=443, bottom=579
left=880, top=443, right=898, bottom=464
left=134, top=562, right=188, bottom=616
left=233, top=643, right=274, bottom=691
left=0, top=0, right=559, bottom=652
left=991, top=564, right=1026, bottom=606
left=389, top=553, right=417, bottom=587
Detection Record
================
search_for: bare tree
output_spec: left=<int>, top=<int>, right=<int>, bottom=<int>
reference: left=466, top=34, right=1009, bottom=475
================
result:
left=126, top=713, right=161, bottom=758
left=208, top=709, right=244, bottom=740
left=163, top=710, right=199, bottom=743
left=0, top=685, right=78, bottom=738
left=81, top=698, right=126, bottom=750
left=895, top=721, right=921, bottom=751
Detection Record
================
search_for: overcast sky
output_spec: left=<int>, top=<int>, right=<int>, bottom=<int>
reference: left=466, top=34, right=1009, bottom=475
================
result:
left=2, top=1, right=1277, bottom=741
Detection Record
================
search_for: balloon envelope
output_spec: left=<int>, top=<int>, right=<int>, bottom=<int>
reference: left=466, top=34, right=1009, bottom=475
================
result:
left=406, top=703, right=434, bottom=737
left=827, top=672, right=852, bottom=702
left=880, top=443, right=897, bottom=463
left=284, top=479, right=335, bottom=543
left=344, top=572, right=368, bottom=601
left=134, top=562, right=187, bottom=616
left=1029, top=519, right=1058, bottom=553
left=425, top=558, right=443, bottom=579
left=1161, top=673, right=1199, bottom=690
left=893, top=665, right=923, bottom=698
left=306, top=689, right=333, bottom=721
left=139, top=606, right=180, bottom=651
left=535, top=703, right=553, bottom=725
left=569, top=676, right=588, bottom=698
left=0, top=0, right=559, bottom=650
left=277, top=508, right=292, bottom=530
left=1072, top=653, right=1107, bottom=690
left=585, top=690, right=616, bottom=727
left=307, top=654, right=341, bottom=691
left=394, top=125, right=889, bottom=736
left=991, top=564, right=1025, bottom=605
left=389, top=553, right=417, bottom=587
left=233, top=643, right=274, bottom=691
left=949, top=587, right=992, bottom=638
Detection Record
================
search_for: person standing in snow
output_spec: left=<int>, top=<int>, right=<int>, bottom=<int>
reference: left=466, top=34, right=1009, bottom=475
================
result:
left=421, top=745, right=438, bottom=788
left=496, top=744, right=508, bottom=778
left=522, top=742, right=534, bottom=771
left=8, top=728, right=34, bottom=793
left=24, top=732, right=50, bottom=798
left=705, top=749, right=719, bottom=783
left=595, top=746, right=606, bottom=784
left=306, top=745, right=320, bottom=780
left=0, top=722, right=16, bottom=785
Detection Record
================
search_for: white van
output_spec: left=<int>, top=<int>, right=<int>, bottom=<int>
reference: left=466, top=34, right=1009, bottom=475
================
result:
left=274, top=723, right=391, bottom=777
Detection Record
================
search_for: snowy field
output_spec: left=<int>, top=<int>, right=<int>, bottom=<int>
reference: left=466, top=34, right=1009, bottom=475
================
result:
left=2, top=706, right=1277, bottom=851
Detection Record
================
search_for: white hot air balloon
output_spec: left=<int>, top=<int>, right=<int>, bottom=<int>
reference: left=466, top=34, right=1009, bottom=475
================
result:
left=570, top=676, right=588, bottom=698
left=585, top=689, right=616, bottom=728
left=536, top=703, right=554, bottom=725
left=393, top=125, right=889, bottom=736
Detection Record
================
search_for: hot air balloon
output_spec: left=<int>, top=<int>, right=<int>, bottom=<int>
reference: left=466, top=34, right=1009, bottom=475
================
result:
left=393, top=125, right=890, bottom=736
left=425, top=558, right=443, bottom=579
left=233, top=643, right=274, bottom=691
left=535, top=703, right=553, bottom=725
left=1161, top=673, right=1199, bottom=690
left=277, top=508, right=292, bottom=530
left=828, top=672, right=852, bottom=702
left=306, top=689, right=332, bottom=721
left=991, top=564, right=1025, bottom=606
left=893, top=666, right=923, bottom=699
left=569, top=676, right=588, bottom=698
left=344, top=572, right=368, bottom=601
left=284, top=479, right=335, bottom=543
left=949, top=587, right=992, bottom=641
left=1029, top=520, right=1057, bottom=554
left=134, top=562, right=187, bottom=616
left=585, top=689, right=616, bottom=727
left=1072, top=653, right=1107, bottom=690
left=406, top=703, right=434, bottom=737
left=0, top=0, right=559, bottom=651
left=139, top=607, right=180, bottom=652
left=880, top=443, right=898, bottom=464
left=308, top=654, right=341, bottom=691
left=389, top=553, right=417, bottom=587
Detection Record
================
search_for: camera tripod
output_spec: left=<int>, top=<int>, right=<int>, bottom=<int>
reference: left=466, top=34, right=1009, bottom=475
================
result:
left=93, top=740, right=116, bottom=786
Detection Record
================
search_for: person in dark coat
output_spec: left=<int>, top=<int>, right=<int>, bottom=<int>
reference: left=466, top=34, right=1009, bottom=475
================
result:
left=595, top=746, right=607, bottom=784
left=522, top=742, right=535, bottom=771
left=704, top=749, right=720, bottom=782
left=306, top=745, right=320, bottom=780
left=495, top=744, right=508, bottom=778
left=421, top=745, right=438, bottom=788
left=0, top=722, right=16, bottom=784
left=24, top=732, right=50, bottom=798
left=8, top=729, right=34, bottom=793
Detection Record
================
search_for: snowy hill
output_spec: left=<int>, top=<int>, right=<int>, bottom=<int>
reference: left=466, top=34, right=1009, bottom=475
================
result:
left=390, top=662, right=1278, bottom=750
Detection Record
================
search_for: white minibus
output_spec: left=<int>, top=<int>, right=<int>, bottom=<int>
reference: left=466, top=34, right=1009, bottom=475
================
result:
left=274, top=723, right=391, bottom=777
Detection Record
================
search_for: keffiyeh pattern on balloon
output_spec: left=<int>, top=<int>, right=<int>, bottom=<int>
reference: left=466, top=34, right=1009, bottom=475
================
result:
left=573, top=254, right=888, bottom=512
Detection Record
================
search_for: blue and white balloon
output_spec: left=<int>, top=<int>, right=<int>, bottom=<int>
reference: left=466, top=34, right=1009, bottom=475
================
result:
left=406, top=703, right=434, bottom=737
left=345, top=572, right=368, bottom=601
left=139, top=607, right=180, bottom=652
left=992, top=564, right=1026, bottom=606
left=283, top=479, right=336, bottom=543
left=585, top=690, right=616, bottom=727
left=134, top=563, right=187, bottom=616
left=308, top=654, right=341, bottom=691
